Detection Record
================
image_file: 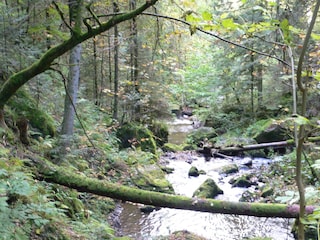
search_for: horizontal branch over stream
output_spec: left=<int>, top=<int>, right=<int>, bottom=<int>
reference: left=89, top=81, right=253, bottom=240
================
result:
left=30, top=157, right=316, bottom=219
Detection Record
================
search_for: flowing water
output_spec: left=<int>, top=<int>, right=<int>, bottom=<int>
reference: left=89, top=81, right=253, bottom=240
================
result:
left=118, top=118, right=295, bottom=240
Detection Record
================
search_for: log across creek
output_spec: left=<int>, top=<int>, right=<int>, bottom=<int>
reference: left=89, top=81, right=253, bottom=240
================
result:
left=29, top=156, right=316, bottom=219
left=198, top=137, right=320, bottom=158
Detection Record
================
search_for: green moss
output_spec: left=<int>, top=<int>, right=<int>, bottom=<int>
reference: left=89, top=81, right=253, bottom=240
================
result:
left=193, top=178, right=223, bottom=198
left=116, top=123, right=157, bottom=154
left=131, top=164, right=174, bottom=193
left=219, top=164, right=239, bottom=175
left=149, top=121, right=169, bottom=147
left=8, top=88, right=55, bottom=136
left=188, top=166, right=199, bottom=177
left=162, top=142, right=184, bottom=152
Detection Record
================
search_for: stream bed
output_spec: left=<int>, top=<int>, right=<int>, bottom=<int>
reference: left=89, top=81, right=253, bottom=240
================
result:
left=118, top=119, right=295, bottom=240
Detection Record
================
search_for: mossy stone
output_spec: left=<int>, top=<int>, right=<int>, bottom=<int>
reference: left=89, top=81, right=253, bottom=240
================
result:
left=219, top=164, right=239, bottom=175
left=116, top=123, right=157, bottom=154
left=231, top=175, right=252, bottom=188
left=149, top=121, right=169, bottom=147
left=193, top=178, right=223, bottom=198
left=131, top=164, right=174, bottom=194
left=188, top=166, right=199, bottom=177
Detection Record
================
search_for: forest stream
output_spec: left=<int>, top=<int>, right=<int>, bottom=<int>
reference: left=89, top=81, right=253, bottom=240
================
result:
left=118, top=119, right=295, bottom=240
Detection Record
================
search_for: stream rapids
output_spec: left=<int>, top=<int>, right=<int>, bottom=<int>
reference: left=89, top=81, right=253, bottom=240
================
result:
left=117, top=119, right=295, bottom=240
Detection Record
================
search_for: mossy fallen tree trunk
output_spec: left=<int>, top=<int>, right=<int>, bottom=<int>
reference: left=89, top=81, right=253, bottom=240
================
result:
left=199, top=137, right=320, bottom=157
left=30, top=157, right=316, bottom=218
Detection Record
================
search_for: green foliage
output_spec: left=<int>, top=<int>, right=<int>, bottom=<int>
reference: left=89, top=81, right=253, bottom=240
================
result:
left=8, top=88, right=56, bottom=137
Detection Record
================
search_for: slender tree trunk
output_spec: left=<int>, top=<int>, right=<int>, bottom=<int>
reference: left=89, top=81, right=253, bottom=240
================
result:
left=294, top=2, right=320, bottom=239
left=113, top=2, right=119, bottom=120
left=93, top=37, right=99, bottom=105
left=250, top=54, right=254, bottom=114
left=130, top=0, right=140, bottom=121
left=257, top=65, right=263, bottom=107
left=61, top=0, right=83, bottom=137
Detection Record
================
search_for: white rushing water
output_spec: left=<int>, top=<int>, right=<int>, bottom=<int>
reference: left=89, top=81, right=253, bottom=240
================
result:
left=118, top=119, right=295, bottom=240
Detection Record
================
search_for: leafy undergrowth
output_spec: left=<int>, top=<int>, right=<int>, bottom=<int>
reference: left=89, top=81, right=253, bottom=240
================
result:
left=0, top=101, right=167, bottom=239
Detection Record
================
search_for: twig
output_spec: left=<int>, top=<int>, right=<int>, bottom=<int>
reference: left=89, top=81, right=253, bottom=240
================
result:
left=51, top=1, right=73, bottom=33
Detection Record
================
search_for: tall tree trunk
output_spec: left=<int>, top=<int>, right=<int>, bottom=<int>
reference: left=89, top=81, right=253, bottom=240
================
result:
left=130, top=0, right=140, bottom=121
left=257, top=64, right=263, bottom=107
left=113, top=1, right=119, bottom=120
left=93, top=36, right=99, bottom=105
left=61, top=0, right=83, bottom=137
left=250, top=53, right=254, bottom=114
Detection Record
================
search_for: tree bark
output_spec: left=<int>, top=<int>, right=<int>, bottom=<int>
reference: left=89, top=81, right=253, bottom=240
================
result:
left=61, top=0, right=82, bottom=137
left=30, top=157, right=316, bottom=219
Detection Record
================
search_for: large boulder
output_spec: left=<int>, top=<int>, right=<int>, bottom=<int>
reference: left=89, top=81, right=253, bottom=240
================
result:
left=193, top=178, right=223, bottom=198
left=131, top=164, right=174, bottom=194
left=116, top=123, right=157, bottom=154
left=253, top=119, right=289, bottom=143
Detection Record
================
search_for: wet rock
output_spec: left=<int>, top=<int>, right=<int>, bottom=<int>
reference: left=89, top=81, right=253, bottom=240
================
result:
left=241, top=158, right=253, bottom=168
left=131, top=164, right=174, bottom=194
left=219, top=163, right=239, bottom=175
left=261, top=185, right=274, bottom=198
left=139, top=205, right=161, bottom=213
left=239, top=190, right=257, bottom=202
left=161, top=230, right=208, bottom=240
left=188, top=166, right=200, bottom=177
left=253, top=119, right=288, bottom=143
left=230, top=174, right=253, bottom=188
left=161, top=166, right=175, bottom=174
left=193, top=178, right=223, bottom=198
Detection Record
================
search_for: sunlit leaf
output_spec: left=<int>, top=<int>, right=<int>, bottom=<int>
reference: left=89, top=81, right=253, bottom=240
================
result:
left=314, top=72, right=320, bottom=81
left=186, top=14, right=200, bottom=23
left=311, top=33, right=320, bottom=40
left=221, top=18, right=237, bottom=30
left=292, top=115, right=310, bottom=126
left=202, top=11, right=213, bottom=21
left=220, top=12, right=229, bottom=19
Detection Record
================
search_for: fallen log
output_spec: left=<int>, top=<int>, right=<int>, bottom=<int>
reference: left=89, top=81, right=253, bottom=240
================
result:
left=29, top=157, right=316, bottom=219
left=199, top=136, right=320, bottom=157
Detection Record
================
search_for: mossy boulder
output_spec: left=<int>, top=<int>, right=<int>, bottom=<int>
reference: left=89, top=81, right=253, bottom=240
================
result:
left=159, top=230, right=208, bottom=240
left=8, top=89, right=56, bottom=136
left=149, top=121, right=169, bottom=147
left=193, top=178, right=223, bottom=199
left=230, top=174, right=253, bottom=188
left=252, top=119, right=288, bottom=143
left=116, top=123, right=157, bottom=154
left=131, top=164, right=174, bottom=194
left=219, top=164, right=239, bottom=175
left=188, top=166, right=200, bottom=177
